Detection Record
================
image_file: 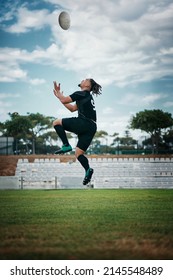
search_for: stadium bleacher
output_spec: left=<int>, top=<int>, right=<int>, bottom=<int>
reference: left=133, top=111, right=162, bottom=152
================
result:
left=14, top=157, right=173, bottom=189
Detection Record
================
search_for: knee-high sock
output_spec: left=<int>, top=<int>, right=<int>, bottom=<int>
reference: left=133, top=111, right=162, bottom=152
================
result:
left=54, top=124, right=69, bottom=146
left=77, top=154, right=89, bottom=172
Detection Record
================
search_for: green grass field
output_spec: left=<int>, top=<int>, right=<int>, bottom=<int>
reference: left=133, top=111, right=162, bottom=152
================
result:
left=0, top=189, right=173, bottom=260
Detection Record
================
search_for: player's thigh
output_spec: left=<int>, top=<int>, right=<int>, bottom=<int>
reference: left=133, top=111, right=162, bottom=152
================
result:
left=77, top=129, right=96, bottom=152
left=76, top=123, right=97, bottom=151
left=62, top=117, right=89, bottom=134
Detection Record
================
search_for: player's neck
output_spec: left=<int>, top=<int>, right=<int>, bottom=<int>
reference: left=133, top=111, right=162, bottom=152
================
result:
left=81, top=86, right=90, bottom=91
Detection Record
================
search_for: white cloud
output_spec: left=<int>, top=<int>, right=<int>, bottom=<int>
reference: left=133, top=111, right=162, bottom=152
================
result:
left=5, top=7, right=51, bottom=33
left=0, top=93, right=20, bottom=99
left=1, top=1, right=173, bottom=86
left=29, top=78, right=46, bottom=85
left=0, top=0, right=173, bottom=137
left=55, top=107, right=75, bottom=119
left=163, top=101, right=173, bottom=108
left=118, top=92, right=168, bottom=107
left=0, top=93, right=20, bottom=120
left=160, top=48, right=173, bottom=55
left=50, top=0, right=173, bottom=86
left=102, top=107, right=114, bottom=115
left=0, top=44, right=62, bottom=82
left=0, top=100, right=12, bottom=122
left=0, top=100, right=11, bottom=108
left=142, top=94, right=168, bottom=105
left=0, top=63, right=27, bottom=82
left=97, top=114, right=134, bottom=139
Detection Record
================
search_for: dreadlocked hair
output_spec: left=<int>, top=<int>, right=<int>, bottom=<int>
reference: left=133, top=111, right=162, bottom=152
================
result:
left=90, top=79, right=102, bottom=96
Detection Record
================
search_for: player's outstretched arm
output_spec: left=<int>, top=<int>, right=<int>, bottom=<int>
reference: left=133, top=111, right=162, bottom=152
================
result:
left=53, top=82, right=77, bottom=112
left=53, top=81, right=72, bottom=104
left=53, top=89, right=72, bottom=104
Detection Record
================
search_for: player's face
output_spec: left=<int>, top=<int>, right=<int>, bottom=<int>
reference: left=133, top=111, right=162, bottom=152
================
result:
left=80, top=79, right=91, bottom=89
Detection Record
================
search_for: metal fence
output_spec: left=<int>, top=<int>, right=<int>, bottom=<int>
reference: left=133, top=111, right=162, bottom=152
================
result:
left=0, top=137, right=14, bottom=155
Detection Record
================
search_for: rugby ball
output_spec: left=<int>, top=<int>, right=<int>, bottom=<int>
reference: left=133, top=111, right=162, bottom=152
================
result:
left=58, top=11, right=70, bottom=30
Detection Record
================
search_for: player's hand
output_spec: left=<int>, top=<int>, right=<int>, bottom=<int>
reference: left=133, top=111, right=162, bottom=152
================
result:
left=53, top=89, right=60, bottom=98
left=53, top=89, right=63, bottom=99
left=53, top=81, right=60, bottom=92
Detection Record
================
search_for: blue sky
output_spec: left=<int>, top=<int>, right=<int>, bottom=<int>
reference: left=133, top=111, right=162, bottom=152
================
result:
left=0, top=0, right=173, bottom=142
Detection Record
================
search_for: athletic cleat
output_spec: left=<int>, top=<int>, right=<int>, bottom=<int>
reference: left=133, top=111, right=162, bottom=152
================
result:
left=54, top=144, right=72, bottom=154
left=83, top=168, right=94, bottom=185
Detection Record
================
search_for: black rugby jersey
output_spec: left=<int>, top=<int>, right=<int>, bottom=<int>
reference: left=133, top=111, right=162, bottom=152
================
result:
left=70, top=90, right=96, bottom=122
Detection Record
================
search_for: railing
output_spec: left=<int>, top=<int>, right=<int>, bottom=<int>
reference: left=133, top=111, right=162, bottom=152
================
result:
left=11, top=157, right=173, bottom=189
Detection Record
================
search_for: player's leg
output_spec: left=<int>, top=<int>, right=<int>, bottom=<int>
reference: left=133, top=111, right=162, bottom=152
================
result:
left=76, top=147, right=94, bottom=185
left=74, top=120, right=96, bottom=185
left=55, top=116, right=95, bottom=184
left=54, top=116, right=88, bottom=155
left=53, top=118, right=72, bottom=154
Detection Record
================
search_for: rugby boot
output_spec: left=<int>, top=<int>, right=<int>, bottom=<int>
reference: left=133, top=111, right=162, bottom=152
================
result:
left=55, top=144, right=72, bottom=154
left=83, top=168, right=94, bottom=185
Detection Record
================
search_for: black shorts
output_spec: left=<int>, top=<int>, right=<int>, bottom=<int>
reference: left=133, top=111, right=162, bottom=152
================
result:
left=62, top=117, right=97, bottom=151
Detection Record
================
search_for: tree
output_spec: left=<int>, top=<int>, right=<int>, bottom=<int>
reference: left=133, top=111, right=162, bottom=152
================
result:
left=130, top=109, right=173, bottom=154
left=163, top=129, right=173, bottom=152
left=110, top=132, right=120, bottom=153
left=93, top=130, right=108, bottom=153
left=111, top=131, right=137, bottom=154
left=1, top=113, right=32, bottom=154
left=94, top=130, right=108, bottom=139
left=110, top=132, right=119, bottom=144
left=27, top=113, right=54, bottom=154
left=1, top=112, right=55, bottom=154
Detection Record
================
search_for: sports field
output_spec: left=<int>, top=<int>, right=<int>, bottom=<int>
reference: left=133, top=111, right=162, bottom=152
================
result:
left=0, top=189, right=173, bottom=260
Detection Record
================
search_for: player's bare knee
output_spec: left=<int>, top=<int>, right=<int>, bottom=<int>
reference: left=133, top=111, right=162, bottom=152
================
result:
left=75, top=147, right=84, bottom=159
left=53, top=119, right=62, bottom=126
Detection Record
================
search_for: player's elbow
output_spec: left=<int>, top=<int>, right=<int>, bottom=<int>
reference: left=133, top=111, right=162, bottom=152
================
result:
left=61, top=99, right=67, bottom=104
left=69, top=106, right=76, bottom=112
left=67, top=104, right=75, bottom=113
left=61, top=98, right=70, bottom=105
left=61, top=96, right=72, bottom=105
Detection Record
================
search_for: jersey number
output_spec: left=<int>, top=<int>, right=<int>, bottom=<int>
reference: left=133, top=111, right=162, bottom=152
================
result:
left=91, top=99, right=96, bottom=111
